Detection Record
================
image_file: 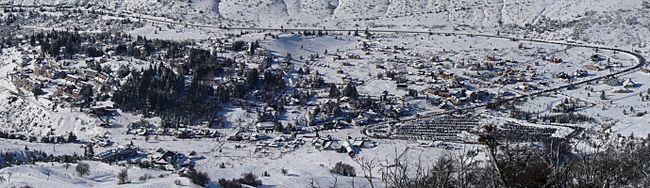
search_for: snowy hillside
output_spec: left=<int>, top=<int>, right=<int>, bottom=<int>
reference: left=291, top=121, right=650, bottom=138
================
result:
left=0, top=161, right=199, bottom=188
left=0, top=49, right=106, bottom=140
left=2, top=0, right=649, bottom=49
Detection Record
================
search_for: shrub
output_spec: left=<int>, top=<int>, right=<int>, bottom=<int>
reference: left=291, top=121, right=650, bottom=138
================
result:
left=238, top=172, right=262, bottom=187
left=139, top=174, right=154, bottom=182
left=117, top=169, right=129, bottom=184
left=75, top=163, right=90, bottom=177
left=182, top=167, right=210, bottom=187
left=218, top=178, right=242, bottom=188
left=331, top=162, right=356, bottom=177
left=217, top=173, right=263, bottom=188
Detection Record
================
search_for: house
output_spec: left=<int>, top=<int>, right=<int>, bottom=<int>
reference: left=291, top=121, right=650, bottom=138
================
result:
left=486, top=56, right=501, bottom=62
left=323, top=140, right=342, bottom=150
left=612, top=88, right=633, bottom=93
left=351, top=138, right=377, bottom=148
left=555, top=72, right=571, bottom=80
left=584, top=64, right=604, bottom=71
left=603, top=77, right=622, bottom=86
left=439, top=72, right=455, bottom=80
left=623, top=79, right=638, bottom=88
left=256, top=122, right=276, bottom=132
left=339, top=141, right=356, bottom=157
left=64, top=74, right=81, bottom=84
left=574, top=70, right=588, bottom=77
left=152, top=149, right=202, bottom=170
left=396, top=84, right=408, bottom=90
left=90, top=106, right=115, bottom=116
left=311, top=137, right=326, bottom=148
left=94, top=146, right=138, bottom=162
left=590, top=54, right=606, bottom=61
left=546, top=57, right=562, bottom=64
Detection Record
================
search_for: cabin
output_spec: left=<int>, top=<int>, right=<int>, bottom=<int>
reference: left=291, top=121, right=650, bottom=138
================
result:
left=396, top=84, right=408, bottom=90
left=623, top=79, right=638, bottom=88
left=90, top=106, right=116, bottom=116
left=339, top=141, right=356, bottom=157
left=152, top=149, right=196, bottom=170
left=603, top=77, right=622, bottom=86
left=590, top=54, right=606, bottom=61
left=351, top=138, right=377, bottom=148
left=94, top=146, right=138, bottom=162
left=256, top=122, right=276, bottom=133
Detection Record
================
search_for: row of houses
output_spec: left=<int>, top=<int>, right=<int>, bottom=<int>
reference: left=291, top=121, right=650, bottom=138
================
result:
left=10, top=57, right=116, bottom=103
left=126, top=127, right=221, bottom=139
left=94, top=146, right=204, bottom=171
left=94, top=146, right=138, bottom=162
left=311, top=136, right=377, bottom=157
left=151, top=148, right=204, bottom=171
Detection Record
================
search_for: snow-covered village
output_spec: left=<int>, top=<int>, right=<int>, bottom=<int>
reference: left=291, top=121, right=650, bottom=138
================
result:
left=0, top=0, right=650, bottom=188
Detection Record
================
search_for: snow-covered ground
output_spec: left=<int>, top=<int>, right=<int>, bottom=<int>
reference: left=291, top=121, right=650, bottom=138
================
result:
left=1, top=0, right=650, bottom=187
left=0, top=49, right=106, bottom=140
left=0, top=161, right=197, bottom=188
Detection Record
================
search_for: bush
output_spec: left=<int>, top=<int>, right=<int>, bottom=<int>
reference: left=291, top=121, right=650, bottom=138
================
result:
left=75, top=163, right=90, bottom=177
left=182, top=168, right=210, bottom=187
left=217, top=173, right=263, bottom=188
left=139, top=174, right=154, bottom=182
left=238, top=172, right=262, bottom=187
left=218, top=178, right=242, bottom=188
left=331, top=162, right=356, bottom=177
left=117, top=169, right=129, bottom=184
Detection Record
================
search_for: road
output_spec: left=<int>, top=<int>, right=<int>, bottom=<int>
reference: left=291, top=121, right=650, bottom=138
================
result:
left=3, top=4, right=647, bottom=129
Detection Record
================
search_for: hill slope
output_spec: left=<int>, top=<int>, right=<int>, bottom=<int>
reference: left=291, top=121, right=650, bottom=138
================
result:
left=2, top=0, right=648, bottom=48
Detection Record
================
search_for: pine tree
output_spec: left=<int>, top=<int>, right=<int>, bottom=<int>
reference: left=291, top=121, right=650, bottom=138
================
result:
left=329, top=84, right=340, bottom=98
left=67, top=132, right=77, bottom=142
left=343, top=82, right=359, bottom=99
left=84, top=143, right=94, bottom=158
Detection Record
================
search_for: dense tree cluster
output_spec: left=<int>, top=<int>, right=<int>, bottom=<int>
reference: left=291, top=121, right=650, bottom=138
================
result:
left=0, top=149, right=48, bottom=167
left=0, top=149, right=85, bottom=169
left=0, top=130, right=77, bottom=144
left=27, top=30, right=197, bottom=61
left=113, top=59, right=286, bottom=126
left=510, top=108, right=594, bottom=123
left=332, top=162, right=356, bottom=177
left=27, top=30, right=290, bottom=127
left=182, top=166, right=211, bottom=187
left=218, top=172, right=263, bottom=188
left=108, top=37, right=286, bottom=126
left=112, top=63, right=208, bottom=125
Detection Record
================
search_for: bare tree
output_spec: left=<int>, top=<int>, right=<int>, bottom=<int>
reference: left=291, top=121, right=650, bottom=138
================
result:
left=76, top=163, right=90, bottom=177
left=329, top=173, right=338, bottom=188
left=118, top=168, right=129, bottom=184
left=355, top=157, right=377, bottom=188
